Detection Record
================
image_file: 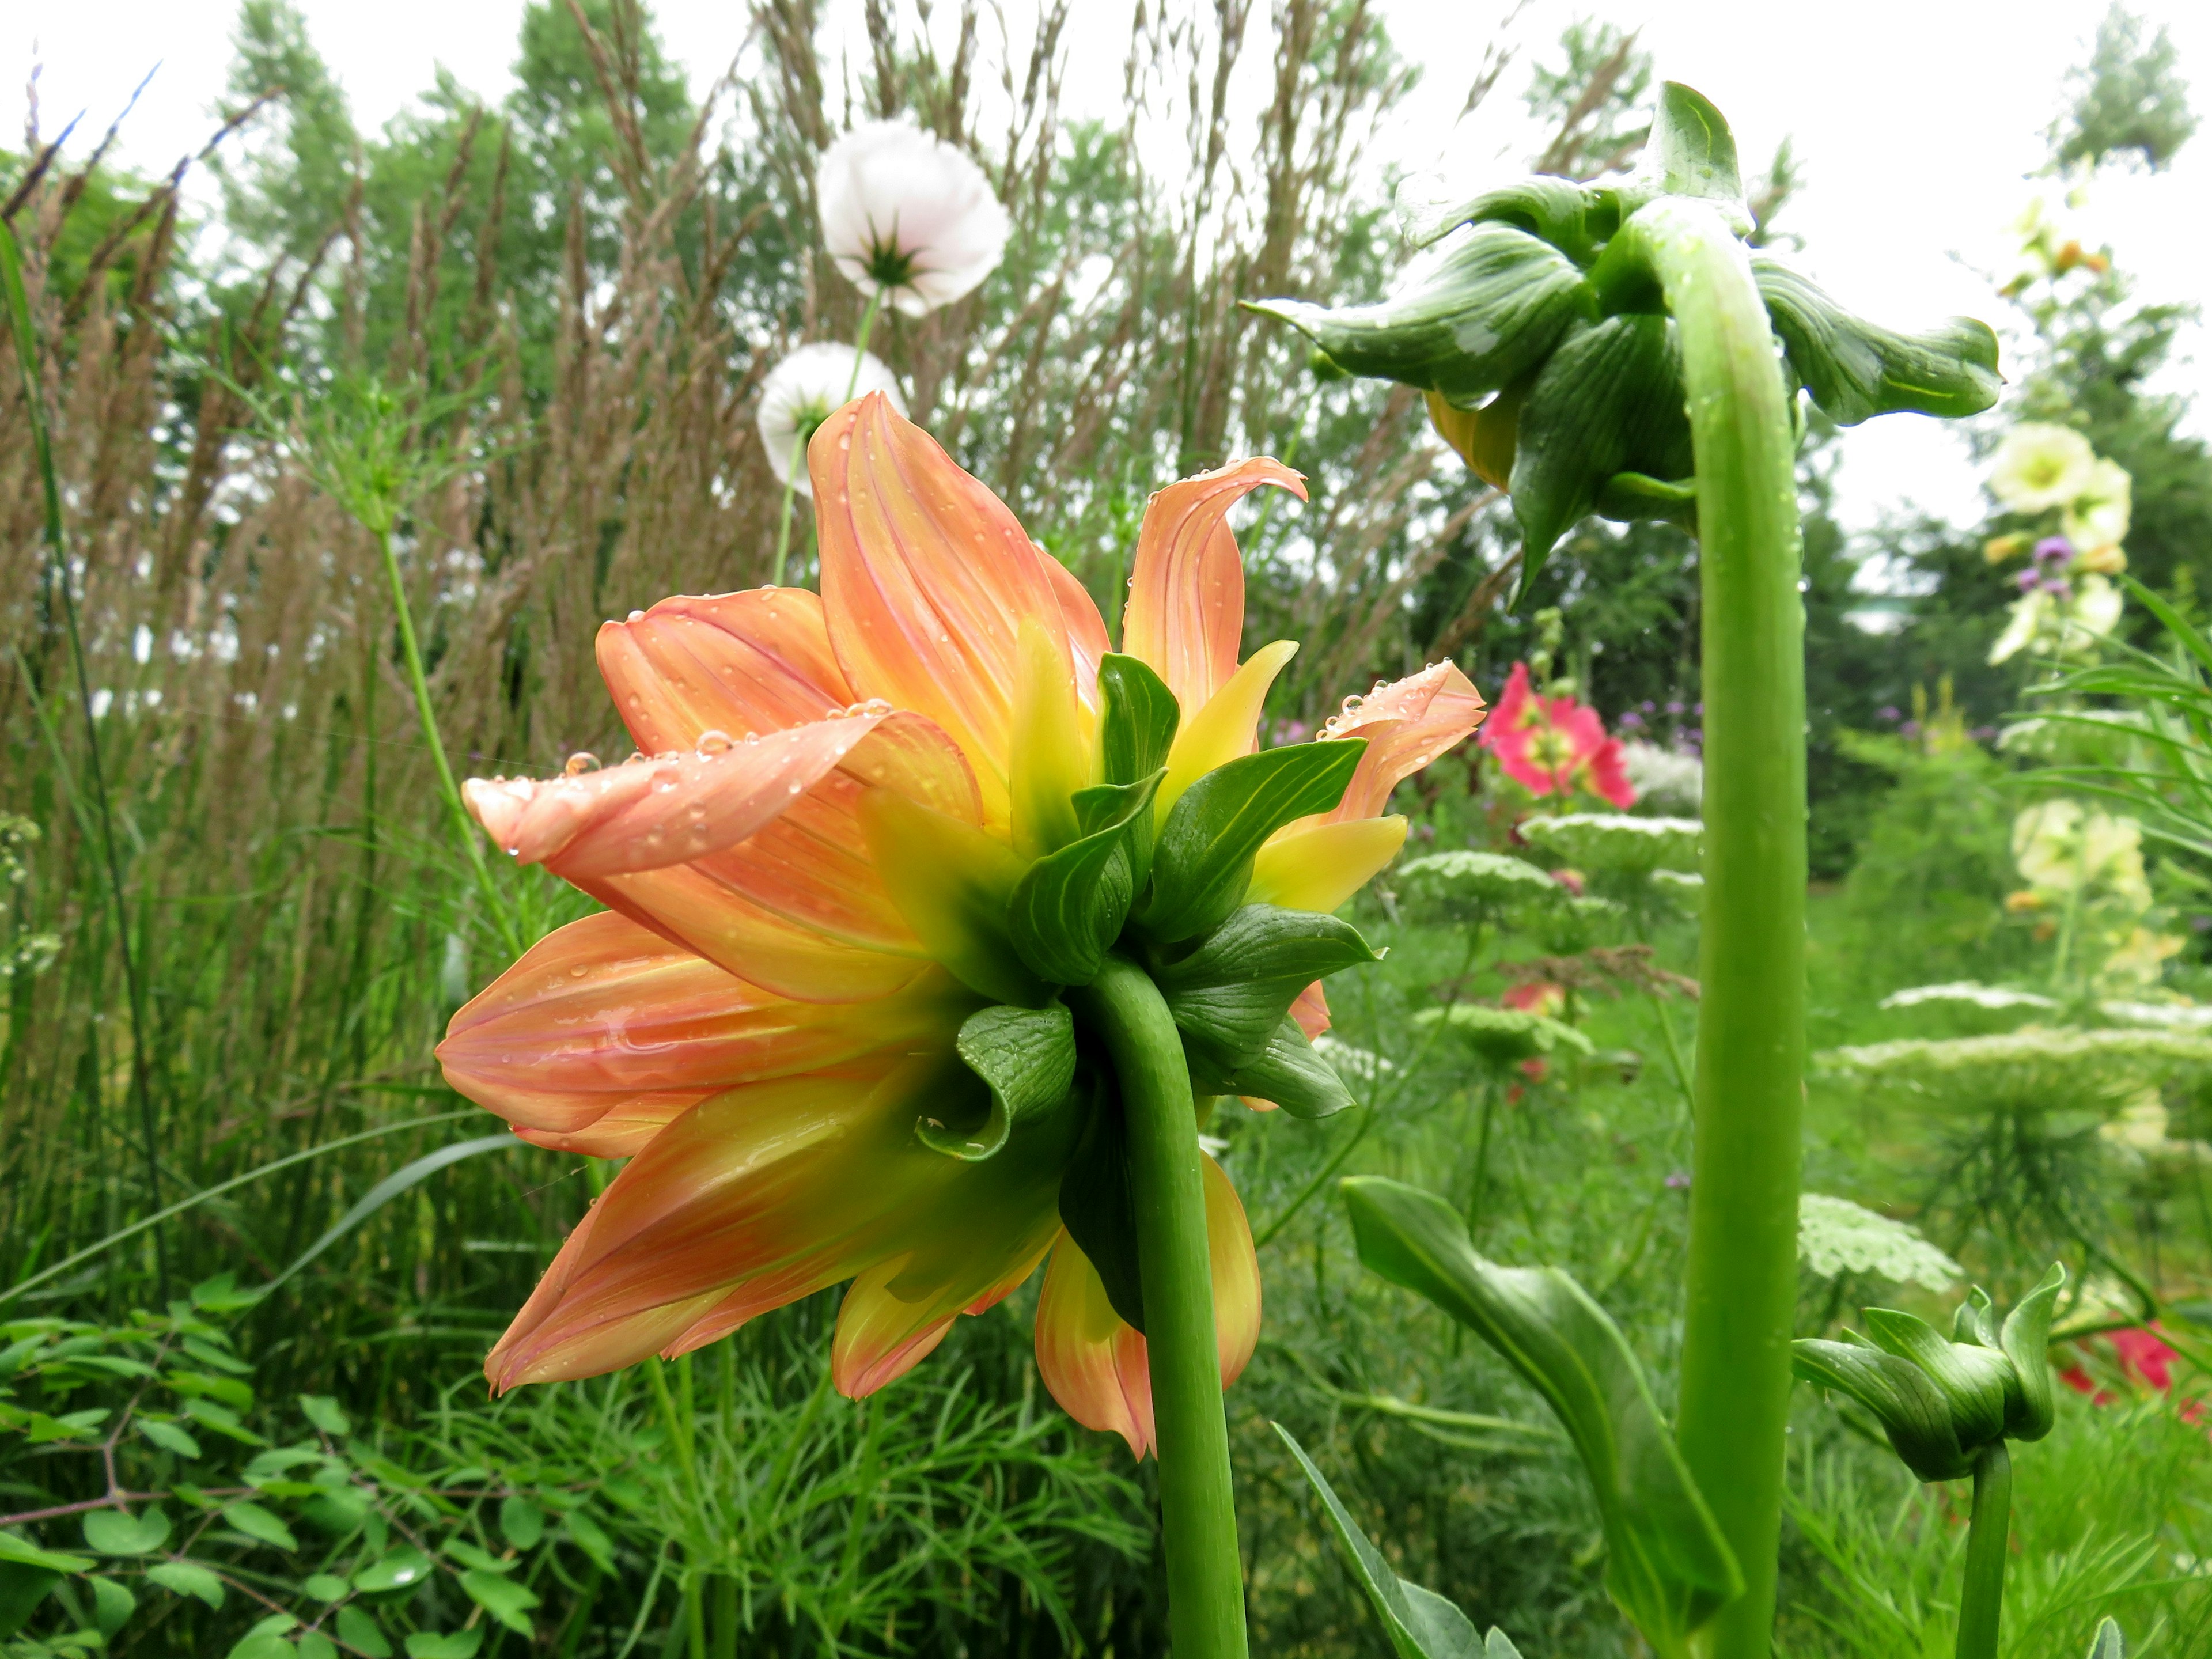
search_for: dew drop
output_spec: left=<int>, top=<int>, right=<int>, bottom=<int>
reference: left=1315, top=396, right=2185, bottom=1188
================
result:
left=627, top=609, right=647, bottom=622
left=696, top=729, right=736, bottom=755
left=1340, top=694, right=1365, bottom=715
left=563, top=751, right=601, bottom=776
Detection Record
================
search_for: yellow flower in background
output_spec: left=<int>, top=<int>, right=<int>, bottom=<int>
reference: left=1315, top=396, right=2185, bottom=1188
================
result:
left=2062, top=456, right=2133, bottom=565
left=2011, top=798, right=2150, bottom=908
left=1988, top=423, right=2097, bottom=514
left=2103, top=926, right=2185, bottom=990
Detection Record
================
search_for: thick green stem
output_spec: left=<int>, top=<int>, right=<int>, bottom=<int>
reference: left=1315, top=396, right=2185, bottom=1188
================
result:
left=1628, top=196, right=1807, bottom=1659
left=1075, top=955, right=1248, bottom=1659
left=1956, top=1442, right=2013, bottom=1659
left=373, top=525, right=519, bottom=957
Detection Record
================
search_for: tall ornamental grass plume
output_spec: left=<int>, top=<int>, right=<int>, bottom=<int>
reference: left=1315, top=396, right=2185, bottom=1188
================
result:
left=441, top=393, right=1482, bottom=1658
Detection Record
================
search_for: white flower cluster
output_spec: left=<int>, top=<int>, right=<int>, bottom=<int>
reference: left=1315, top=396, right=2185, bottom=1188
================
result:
left=1618, top=741, right=1702, bottom=812
left=1797, top=1193, right=1961, bottom=1291
left=1517, top=813, right=1702, bottom=875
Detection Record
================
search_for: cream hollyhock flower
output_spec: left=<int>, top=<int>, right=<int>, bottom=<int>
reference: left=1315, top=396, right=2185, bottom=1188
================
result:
left=2012, top=798, right=2149, bottom=907
left=2062, top=456, right=2132, bottom=564
left=756, top=343, right=906, bottom=498
left=1989, top=571, right=2124, bottom=664
left=1988, top=422, right=2096, bottom=513
left=818, top=120, right=1011, bottom=317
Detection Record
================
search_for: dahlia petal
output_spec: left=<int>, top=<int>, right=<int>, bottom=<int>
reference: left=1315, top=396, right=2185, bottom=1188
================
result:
left=831, top=1263, right=960, bottom=1397
left=1290, top=980, right=1331, bottom=1040
left=813, top=393, right=1082, bottom=820
left=859, top=787, right=1044, bottom=1007
left=1319, top=661, right=1486, bottom=823
left=596, top=589, right=854, bottom=755
left=830, top=1222, right=1055, bottom=1399
left=1043, top=552, right=1111, bottom=706
left=1123, top=459, right=1305, bottom=714
left=437, top=911, right=972, bottom=1143
left=1010, top=618, right=1096, bottom=858
left=1031, top=1157, right=1259, bottom=1459
left=1158, top=639, right=1299, bottom=815
left=1249, top=816, right=1408, bottom=914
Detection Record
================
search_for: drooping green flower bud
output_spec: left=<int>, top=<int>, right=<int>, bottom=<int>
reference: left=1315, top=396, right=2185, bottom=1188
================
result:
left=1245, top=84, right=2001, bottom=600
left=1792, top=1265, right=2065, bottom=1482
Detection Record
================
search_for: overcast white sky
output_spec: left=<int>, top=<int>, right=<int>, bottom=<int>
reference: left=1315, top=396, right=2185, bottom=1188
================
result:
left=9, top=1, right=2211, bottom=537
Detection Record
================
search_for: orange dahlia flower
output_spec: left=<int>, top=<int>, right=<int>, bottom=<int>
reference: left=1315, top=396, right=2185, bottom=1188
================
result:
left=438, top=394, right=1482, bottom=1455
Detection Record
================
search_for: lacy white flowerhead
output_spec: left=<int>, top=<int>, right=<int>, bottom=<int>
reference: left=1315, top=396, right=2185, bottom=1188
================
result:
left=818, top=120, right=1011, bottom=317
left=1987, top=422, right=2096, bottom=514
left=756, top=343, right=906, bottom=498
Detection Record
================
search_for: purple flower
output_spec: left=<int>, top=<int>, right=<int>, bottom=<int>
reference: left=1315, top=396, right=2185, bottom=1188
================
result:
left=1619, top=710, right=1645, bottom=728
left=1877, top=705, right=1900, bottom=722
left=2016, top=567, right=2043, bottom=591
left=1901, top=721, right=1922, bottom=738
left=1665, top=700, right=1685, bottom=715
left=1641, top=700, right=1657, bottom=713
left=1664, top=1170, right=1691, bottom=1191
left=2033, top=535, right=2075, bottom=566
left=1972, top=725, right=1998, bottom=741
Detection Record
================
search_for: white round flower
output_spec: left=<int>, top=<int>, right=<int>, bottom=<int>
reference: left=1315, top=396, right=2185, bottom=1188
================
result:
left=1987, top=422, right=2097, bottom=513
left=2062, top=456, right=2133, bottom=555
left=755, top=343, right=906, bottom=498
left=818, top=120, right=1011, bottom=317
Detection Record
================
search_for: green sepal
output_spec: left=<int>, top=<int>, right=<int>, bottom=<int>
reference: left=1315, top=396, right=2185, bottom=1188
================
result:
left=1099, top=654, right=1180, bottom=786
left=1414, top=176, right=1616, bottom=267
left=1343, top=1177, right=1741, bottom=1657
left=1753, top=256, right=2001, bottom=426
left=1057, top=1077, right=1145, bottom=1332
left=1244, top=222, right=1593, bottom=411
left=1143, top=740, right=1368, bottom=942
left=1952, top=1287, right=2000, bottom=1349
left=1154, top=904, right=1381, bottom=1074
left=1791, top=1335, right=1972, bottom=1482
left=1860, top=1308, right=2013, bottom=1450
left=1007, top=771, right=1162, bottom=986
left=1615, top=82, right=1751, bottom=236
left=1593, top=471, right=1698, bottom=534
left=920, top=1004, right=1078, bottom=1162
left=1998, top=1263, right=2066, bottom=1442
left=1210, top=1017, right=1356, bottom=1118
left=1509, top=313, right=1692, bottom=600
left=1274, top=1422, right=1507, bottom=1659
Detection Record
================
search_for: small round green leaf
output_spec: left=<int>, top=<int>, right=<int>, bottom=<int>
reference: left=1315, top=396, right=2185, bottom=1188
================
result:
left=81, top=1506, right=171, bottom=1557
left=147, top=1559, right=226, bottom=1608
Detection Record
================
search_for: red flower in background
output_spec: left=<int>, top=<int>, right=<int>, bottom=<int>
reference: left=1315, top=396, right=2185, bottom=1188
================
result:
left=2058, top=1323, right=2206, bottom=1430
left=1479, top=662, right=1634, bottom=808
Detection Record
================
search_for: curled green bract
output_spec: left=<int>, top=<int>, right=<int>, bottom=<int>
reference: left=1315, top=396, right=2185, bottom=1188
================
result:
left=1244, top=81, right=2001, bottom=598
left=1791, top=1264, right=2066, bottom=1483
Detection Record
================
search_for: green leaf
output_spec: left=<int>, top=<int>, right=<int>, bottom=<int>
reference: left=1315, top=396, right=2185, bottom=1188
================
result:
left=1753, top=257, right=1999, bottom=426
left=0, top=1533, right=92, bottom=1574
left=1508, top=313, right=1692, bottom=596
left=336, top=1605, right=394, bottom=1658
left=229, top=1634, right=295, bottom=1659
left=182, top=1397, right=264, bottom=1446
left=89, top=1575, right=136, bottom=1638
left=1790, top=1338, right=1971, bottom=1482
left=497, top=1497, right=544, bottom=1551
left=222, top=1501, right=299, bottom=1552
left=461, top=1569, right=540, bottom=1635
left=1343, top=1177, right=1740, bottom=1657
left=1244, top=223, right=1593, bottom=410
left=1998, top=1263, right=2066, bottom=1441
left=139, top=1418, right=203, bottom=1459
left=1859, top=1309, right=2012, bottom=1449
left=1412, top=176, right=1616, bottom=266
left=1008, top=772, right=1162, bottom=985
left=1220, top=1018, right=1356, bottom=1119
left=404, top=1627, right=484, bottom=1658
left=1058, top=1081, right=1145, bottom=1333
left=921, top=1003, right=1080, bottom=1162
left=190, top=1272, right=267, bottom=1313
left=561, top=1510, right=614, bottom=1573
left=1273, top=1422, right=1490, bottom=1658
left=441, top=1539, right=510, bottom=1575
left=1144, top=741, right=1367, bottom=942
left=353, top=1548, right=433, bottom=1595
left=81, top=1507, right=171, bottom=1556
left=147, top=1559, right=226, bottom=1609
left=302, top=1574, right=350, bottom=1602
left=0, top=1560, right=62, bottom=1641
left=1098, top=654, right=1180, bottom=787
left=1155, top=905, right=1380, bottom=1075
left=2085, top=1617, right=2126, bottom=1659
left=298, top=1632, right=340, bottom=1659
left=298, top=1395, right=351, bottom=1438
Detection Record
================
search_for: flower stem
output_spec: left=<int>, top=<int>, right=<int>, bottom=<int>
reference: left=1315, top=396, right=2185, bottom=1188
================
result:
left=846, top=290, right=884, bottom=397
left=1619, top=197, right=1806, bottom=1659
left=1956, top=1442, right=2013, bottom=1659
left=1076, top=955, right=1248, bottom=1659
left=373, top=524, right=520, bottom=958
left=771, top=433, right=805, bottom=588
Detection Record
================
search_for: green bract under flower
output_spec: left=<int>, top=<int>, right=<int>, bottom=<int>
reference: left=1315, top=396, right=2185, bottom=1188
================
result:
left=1245, top=84, right=2001, bottom=596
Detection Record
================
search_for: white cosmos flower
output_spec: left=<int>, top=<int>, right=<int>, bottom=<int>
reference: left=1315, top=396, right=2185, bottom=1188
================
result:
left=818, top=120, right=1011, bottom=317
left=755, top=343, right=906, bottom=498
left=1988, top=422, right=2097, bottom=513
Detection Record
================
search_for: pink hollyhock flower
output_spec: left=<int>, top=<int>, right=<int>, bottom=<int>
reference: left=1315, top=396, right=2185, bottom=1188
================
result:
left=1478, top=661, right=1634, bottom=808
left=1500, top=980, right=1567, bottom=1018
left=438, top=395, right=1485, bottom=1456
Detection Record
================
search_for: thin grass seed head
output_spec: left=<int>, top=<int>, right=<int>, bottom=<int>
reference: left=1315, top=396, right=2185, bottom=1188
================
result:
left=437, top=396, right=1487, bottom=1456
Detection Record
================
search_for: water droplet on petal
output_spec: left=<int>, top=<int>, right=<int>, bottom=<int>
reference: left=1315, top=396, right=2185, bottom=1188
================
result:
left=563, top=751, right=601, bottom=776
left=627, top=609, right=647, bottom=622
left=696, top=729, right=736, bottom=755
